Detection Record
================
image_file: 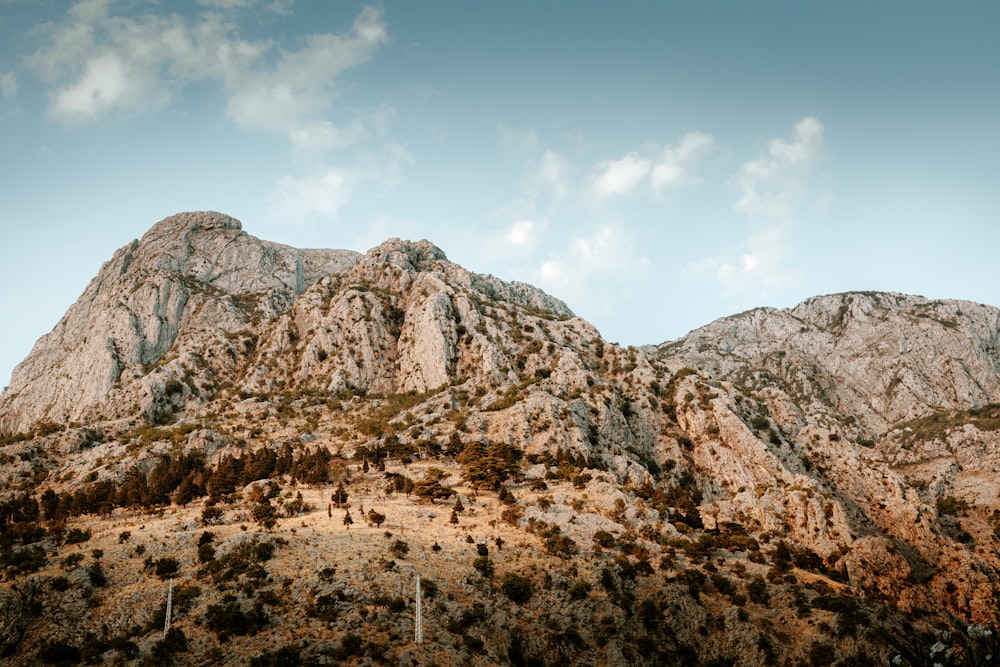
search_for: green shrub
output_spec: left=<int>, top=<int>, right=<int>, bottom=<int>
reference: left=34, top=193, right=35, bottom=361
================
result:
left=250, top=645, right=301, bottom=667
left=937, top=495, right=970, bottom=516
left=501, top=573, right=534, bottom=604
left=38, top=641, right=81, bottom=665
left=309, top=594, right=341, bottom=622
left=86, top=561, right=108, bottom=587
left=64, top=528, right=91, bottom=544
left=389, top=539, right=409, bottom=559
left=808, top=641, right=835, bottom=666
left=205, top=598, right=269, bottom=641
left=568, top=580, right=592, bottom=600
left=593, top=530, right=616, bottom=548
left=154, top=557, right=180, bottom=579
left=473, top=556, right=494, bottom=578
left=198, top=542, right=216, bottom=563
left=747, top=577, right=769, bottom=604
left=152, top=627, right=188, bottom=656
left=3, top=546, right=47, bottom=574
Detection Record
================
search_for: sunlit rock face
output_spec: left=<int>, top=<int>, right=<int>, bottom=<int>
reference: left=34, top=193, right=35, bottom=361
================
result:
left=3, top=211, right=1000, bottom=652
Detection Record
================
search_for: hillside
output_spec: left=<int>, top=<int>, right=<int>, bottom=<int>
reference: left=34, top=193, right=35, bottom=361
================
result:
left=1, top=211, right=999, bottom=666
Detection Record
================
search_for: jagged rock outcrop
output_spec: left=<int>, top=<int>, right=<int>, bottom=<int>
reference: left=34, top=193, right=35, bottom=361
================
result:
left=0, top=588, right=25, bottom=654
left=0, top=214, right=582, bottom=434
left=650, top=292, right=1000, bottom=623
left=0, top=212, right=359, bottom=432
left=2, top=212, right=1000, bottom=665
left=656, top=291, right=1000, bottom=434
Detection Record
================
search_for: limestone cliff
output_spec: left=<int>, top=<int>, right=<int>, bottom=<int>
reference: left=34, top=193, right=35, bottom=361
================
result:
left=1, top=212, right=359, bottom=431
left=1, top=213, right=999, bottom=666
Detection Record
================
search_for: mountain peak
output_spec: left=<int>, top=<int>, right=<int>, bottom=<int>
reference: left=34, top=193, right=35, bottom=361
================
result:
left=366, top=237, right=448, bottom=268
left=3, top=216, right=1000, bottom=663
left=142, top=210, right=243, bottom=239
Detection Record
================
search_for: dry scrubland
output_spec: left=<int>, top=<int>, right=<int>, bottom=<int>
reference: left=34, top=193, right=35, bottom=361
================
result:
left=3, top=213, right=1000, bottom=666
left=4, top=452, right=886, bottom=667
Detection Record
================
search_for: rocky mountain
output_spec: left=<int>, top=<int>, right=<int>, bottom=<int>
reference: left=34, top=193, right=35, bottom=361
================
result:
left=1, top=211, right=999, bottom=666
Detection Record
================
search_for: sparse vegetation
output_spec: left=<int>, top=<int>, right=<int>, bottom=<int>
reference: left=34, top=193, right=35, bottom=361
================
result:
left=1, top=224, right=998, bottom=667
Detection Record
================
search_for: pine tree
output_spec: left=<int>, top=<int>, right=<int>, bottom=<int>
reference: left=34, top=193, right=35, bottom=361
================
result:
left=332, top=482, right=348, bottom=507
left=343, top=509, right=353, bottom=529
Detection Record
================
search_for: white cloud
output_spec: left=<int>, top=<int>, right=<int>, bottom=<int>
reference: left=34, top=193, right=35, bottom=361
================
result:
left=0, top=71, right=16, bottom=99
left=506, top=219, right=538, bottom=246
left=194, top=0, right=293, bottom=11
left=288, top=107, right=395, bottom=157
left=51, top=52, right=131, bottom=119
left=196, top=0, right=255, bottom=7
left=268, top=166, right=353, bottom=220
left=651, top=130, right=715, bottom=192
left=28, top=2, right=269, bottom=121
left=684, top=119, right=821, bottom=297
left=684, top=227, right=798, bottom=295
left=28, top=1, right=387, bottom=136
left=588, top=130, right=713, bottom=200
left=289, top=118, right=367, bottom=155
left=536, top=225, right=647, bottom=313
left=734, top=117, right=824, bottom=218
left=225, top=7, right=388, bottom=134
left=532, top=149, right=572, bottom=199
left=268, top=142, right=413, bottom=222
left=591, top=153, right=651, bottom=198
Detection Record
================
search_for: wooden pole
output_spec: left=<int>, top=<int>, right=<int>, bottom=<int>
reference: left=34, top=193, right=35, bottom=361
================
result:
left=414, top=572, right=423, bottom=645
left=164, top=579, right=173, bottom=638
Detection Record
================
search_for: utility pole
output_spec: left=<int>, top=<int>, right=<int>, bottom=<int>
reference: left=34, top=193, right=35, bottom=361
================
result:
left=414, top=572, right=423, bottom=645
left=163, top=579, right=173, bottom=638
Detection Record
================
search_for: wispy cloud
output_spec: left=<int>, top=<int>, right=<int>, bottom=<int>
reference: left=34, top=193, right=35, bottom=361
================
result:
left=652, top=130, right=715, bottom=192
left=684, top=227, right=797, bottom=296
left=734, top=117, right=824, bottom=219
left=27, top=2, right=405, bottom=224
left=288, top=106, right=396, bottom=158
left=531, top=149, right=573, bottom=199
left=506, top=219, right=539, bottom=246
left=27, top=1, right=387, bottom=142
left=225, top=7, right=387, bottom=135
left=536, top=224, right=648, bottom=315
left=28, top=1, right=268, bottom=122
left=0, top=71, right=16, bottom=99
left=591, top=153, right=651, bottom=198
left=582, top=132, right=716, bottom=201
left=268, top=166, right=353, bottom=221
left=267, top=143, right=413, bottom=223
left=686, top=117, right=823, bottom=296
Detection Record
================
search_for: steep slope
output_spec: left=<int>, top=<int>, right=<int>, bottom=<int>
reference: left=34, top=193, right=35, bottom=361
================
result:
left=1, top=213, right=999, bottom=666
left=650, top=292, right=1000, bottom=623
left=0, top=212, right=359, bottom=432
left=657, top=291, right=1000, bottom=433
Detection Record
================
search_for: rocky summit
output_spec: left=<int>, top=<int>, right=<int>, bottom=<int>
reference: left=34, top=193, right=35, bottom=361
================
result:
left=1, top=211, right=999, bottom=666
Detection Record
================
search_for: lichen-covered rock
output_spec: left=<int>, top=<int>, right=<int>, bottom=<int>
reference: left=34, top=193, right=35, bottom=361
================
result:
left=0, top=587, right=24, bottom=654
left=657, top=292, right=1000, bottom=434
left=0, top=212, right=359, bottom=432
left=2, top=211, right=1000, bottom=645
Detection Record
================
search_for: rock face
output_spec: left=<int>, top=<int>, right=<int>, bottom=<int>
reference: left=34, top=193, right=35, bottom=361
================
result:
left=647, top=294, right=1000, bottom=623
left=2, top=212, right=1000, bottom=664
left=0, top=212, right=360, bottom=432
left=657, top=291, right=1000, bottom=433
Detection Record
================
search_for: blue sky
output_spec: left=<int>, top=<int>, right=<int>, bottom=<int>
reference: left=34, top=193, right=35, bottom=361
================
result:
left=2, top=1, right=999, bottom=388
